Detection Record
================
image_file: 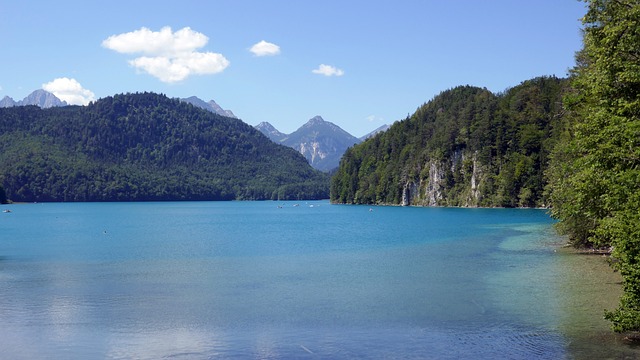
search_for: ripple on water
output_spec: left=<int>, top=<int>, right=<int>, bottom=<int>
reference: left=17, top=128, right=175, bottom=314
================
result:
left=440, top=324, right=566, bottom=360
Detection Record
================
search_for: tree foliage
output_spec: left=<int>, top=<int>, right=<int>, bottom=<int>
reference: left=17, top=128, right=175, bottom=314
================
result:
left=331, top=76, right=569, bottom=207
left=546, top=0, right=640, bottom=334
left=0, top=185, right=6, bottom=204
left=0, top=93, right=329, bottom=202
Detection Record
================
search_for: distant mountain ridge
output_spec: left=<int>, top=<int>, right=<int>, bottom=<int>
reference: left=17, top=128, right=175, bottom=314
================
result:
left=180, top=96, right=236, bottom=118
left=255, top=116, right=362, bottom=172
left=255, top=121, right=287, bottom=142
left=360, top=124, right=391, bottom=141
left=0, top=92, right=238, bottom=118
left=1, top=90, right=67, bottom=108
left=2, top=90, right=384, bottom=174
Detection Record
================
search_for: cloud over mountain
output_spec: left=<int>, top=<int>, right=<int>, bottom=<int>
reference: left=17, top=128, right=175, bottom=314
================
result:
left=42, top=77, right=95, bottom=105
left=102, top=26, right=229, bottom=83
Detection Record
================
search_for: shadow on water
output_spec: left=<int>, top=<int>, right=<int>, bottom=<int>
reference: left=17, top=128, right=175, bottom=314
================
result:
left=557, top=248, right=640, bottom=359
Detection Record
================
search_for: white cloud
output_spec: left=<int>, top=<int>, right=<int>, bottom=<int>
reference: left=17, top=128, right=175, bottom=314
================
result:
left=366, top=115, right=384, bottom=122
left=129, top=52, right=229, bottom=83
left=102, top=27, right=208, bottom=57
left=249, top=40, right=281, bottom=56
left=102, top=26, right=229, bottom=83
left=42, top=77, right=95, bottom=105
left=312, top=64, right=344, bottom=77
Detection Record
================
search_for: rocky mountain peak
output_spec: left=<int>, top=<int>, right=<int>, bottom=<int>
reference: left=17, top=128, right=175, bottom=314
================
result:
left=308, top=115, right=325, bottom=124
left=0, top=96, right=17, bottom=107
left=255, top=122, right=286, bottom=142
left=255, top=116, right=386, bottom=172
left=256, top=122, right=277, bottom=132
left=180, top=96, right=237, bottom=118
left=22, top=90, right=67, bottom=108
left=283, top=116, right=361, bottom=172
left=0, top=90, right=67, bottom=108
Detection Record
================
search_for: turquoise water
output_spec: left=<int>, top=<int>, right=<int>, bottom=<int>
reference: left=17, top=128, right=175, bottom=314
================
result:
left=0, top=201, right=619, bottom=358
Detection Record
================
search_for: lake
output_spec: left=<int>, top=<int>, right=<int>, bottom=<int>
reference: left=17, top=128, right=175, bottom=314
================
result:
left=0, top=201, right=637, bottom=359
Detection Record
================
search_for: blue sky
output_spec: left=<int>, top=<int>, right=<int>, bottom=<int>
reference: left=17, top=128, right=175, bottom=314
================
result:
left=1, top=0, right=586, bottom=137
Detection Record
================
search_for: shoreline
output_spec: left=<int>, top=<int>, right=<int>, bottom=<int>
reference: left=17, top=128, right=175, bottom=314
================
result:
left=554, top=244, right=640, bottom=358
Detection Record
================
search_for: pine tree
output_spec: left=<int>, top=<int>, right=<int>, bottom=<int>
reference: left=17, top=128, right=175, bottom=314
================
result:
left=0, top=185, right=7, bottom=204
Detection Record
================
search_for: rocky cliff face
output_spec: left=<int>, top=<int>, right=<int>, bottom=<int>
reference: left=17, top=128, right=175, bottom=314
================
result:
left=297, top=141, right=326, bottom=165
left=401, top=150, right=484, bottom=207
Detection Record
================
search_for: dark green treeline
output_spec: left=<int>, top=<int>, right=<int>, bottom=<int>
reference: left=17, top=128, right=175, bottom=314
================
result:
left=0, top=92, right=329, bottom=202
left=331, top=76, right=570, bottom=207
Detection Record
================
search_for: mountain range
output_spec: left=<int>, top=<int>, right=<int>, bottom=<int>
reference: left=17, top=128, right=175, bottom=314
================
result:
left=0, top=90, right=238, bottom=119
left=179, top=96, right=237, bottom=118
left=255, top=116, right=362, bottom=172
left=0, top=92, right=329, bottom=202
left=177, top=98, right=388, bottom=172
left=0, top=90, right=67, bottom=108
left=1, top=90, right=388, bottom=173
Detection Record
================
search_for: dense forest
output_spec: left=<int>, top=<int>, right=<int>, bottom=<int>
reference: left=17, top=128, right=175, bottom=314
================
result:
left=330, top=76, right=569, bottom=207
left=0, top=92, right=329, bottom=201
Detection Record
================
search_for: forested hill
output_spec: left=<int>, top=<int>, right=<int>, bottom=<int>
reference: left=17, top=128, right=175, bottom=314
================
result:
left=331, top=76, right=569, bottom=207
left=0, top=92, right=329, bottom=202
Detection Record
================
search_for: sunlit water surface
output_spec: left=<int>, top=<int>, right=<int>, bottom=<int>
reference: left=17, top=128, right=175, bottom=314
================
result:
left=0, top=201, right=638, bottom=359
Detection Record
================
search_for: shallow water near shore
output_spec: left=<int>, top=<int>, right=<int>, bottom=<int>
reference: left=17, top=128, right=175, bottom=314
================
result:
left=0, top=201, right=638, bottom=359
left=555, top=248, right=640, bottom=359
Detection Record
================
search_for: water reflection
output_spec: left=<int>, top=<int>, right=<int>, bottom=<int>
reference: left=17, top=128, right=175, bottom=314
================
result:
left=1, top=202, right=639, bottom=358
left=106, top=327, right=224, bottom=359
